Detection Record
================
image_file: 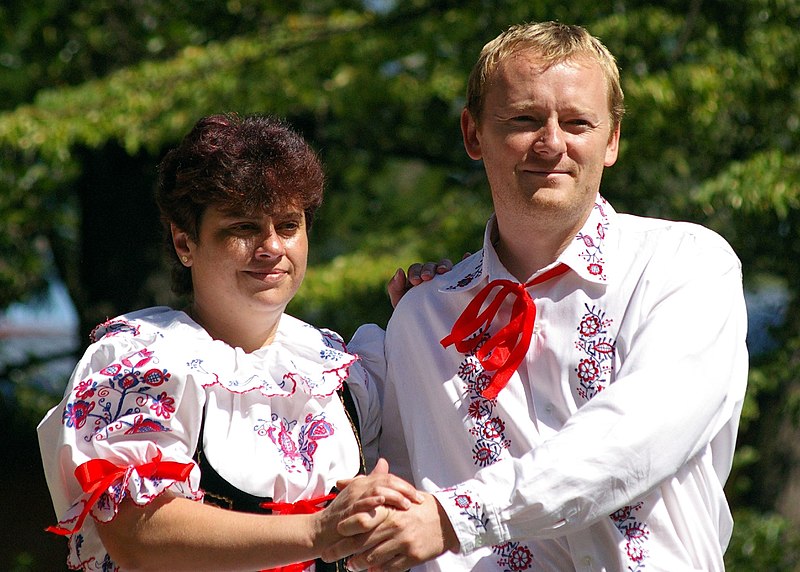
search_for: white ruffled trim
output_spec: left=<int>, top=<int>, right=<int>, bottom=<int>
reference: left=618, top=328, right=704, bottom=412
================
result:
left=93, top=307, right=358, bottom=398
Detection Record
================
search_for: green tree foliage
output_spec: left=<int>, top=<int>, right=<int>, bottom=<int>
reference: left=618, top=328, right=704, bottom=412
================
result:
left=1, top=0, right=800, bottom=568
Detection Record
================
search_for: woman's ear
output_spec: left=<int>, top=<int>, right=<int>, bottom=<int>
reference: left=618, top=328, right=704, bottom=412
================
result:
left=171, top=224, right=193, bottom=266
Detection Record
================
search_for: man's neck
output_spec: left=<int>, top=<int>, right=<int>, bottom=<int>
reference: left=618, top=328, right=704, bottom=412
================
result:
left=493, top=210, right=585, bottom=282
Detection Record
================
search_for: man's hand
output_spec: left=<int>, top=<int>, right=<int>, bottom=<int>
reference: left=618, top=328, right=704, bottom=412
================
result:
left=313, top=459, right=423, bottom=560
left=326, top=492, right=460, bottom=571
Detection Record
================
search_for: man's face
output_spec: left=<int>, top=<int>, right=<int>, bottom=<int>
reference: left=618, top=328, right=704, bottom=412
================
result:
left=461, top=52, right=620, bottom=229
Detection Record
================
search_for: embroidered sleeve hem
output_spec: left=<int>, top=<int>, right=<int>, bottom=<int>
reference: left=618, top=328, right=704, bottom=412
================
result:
left=50, top=450, right=201, bottom=537
left=433, top=483, right=504, bottom=554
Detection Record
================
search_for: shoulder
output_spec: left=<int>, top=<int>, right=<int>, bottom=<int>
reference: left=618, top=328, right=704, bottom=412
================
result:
left=618, top=214, right=739, bottom=261
left=614, top=215, right=741, bottom=282
left=90, top=306, right=197, bottom=344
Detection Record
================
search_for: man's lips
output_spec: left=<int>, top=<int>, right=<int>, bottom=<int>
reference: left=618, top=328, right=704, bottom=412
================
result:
left=522, top=166, right=571, bottom=176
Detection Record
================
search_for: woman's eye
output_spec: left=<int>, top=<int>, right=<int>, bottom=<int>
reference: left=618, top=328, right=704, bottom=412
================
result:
left=230, top=223, right=258, bottom=234
left=278, top=221, right=300, bottom=233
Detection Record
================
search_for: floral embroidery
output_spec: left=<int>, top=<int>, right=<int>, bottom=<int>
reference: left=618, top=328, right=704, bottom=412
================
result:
left=611, top=503, right=650, bottom=571
left=90, top=318, right=141, bottom=343
left=493, top=541, right=535, bottom=571
left=62, top=348, right=173, bottom=441
left=445, top=486, right=488, bottom=531
left=575, top=200, right=610, bottom=280
left=574, top=304, right=615, bottom=400
left=445, top=256, right=484, bottom=290
left=255, top=412, right=335, bottom=473
left=458, top=351, right=511, bottom=467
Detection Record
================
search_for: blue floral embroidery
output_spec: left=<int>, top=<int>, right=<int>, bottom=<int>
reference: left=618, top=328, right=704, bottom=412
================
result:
left=62, top=348, right=173, bottom=442
left=493, top=541, right=535, bottom=571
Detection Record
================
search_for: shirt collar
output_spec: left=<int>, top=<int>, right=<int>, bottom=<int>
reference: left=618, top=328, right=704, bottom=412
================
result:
left=438, top=194, right=615, bottom=293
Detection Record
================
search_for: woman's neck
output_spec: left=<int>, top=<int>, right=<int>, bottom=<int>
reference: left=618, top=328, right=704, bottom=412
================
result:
left=187, top=302, right=282, bottom=352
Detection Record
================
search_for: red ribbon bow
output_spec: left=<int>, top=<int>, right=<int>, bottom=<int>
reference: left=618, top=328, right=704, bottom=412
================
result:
left=46, top=450, right=194, bottom=536
left=441, top=263, right=569, bottom=399
left=259, top=493, right=337, bottom=572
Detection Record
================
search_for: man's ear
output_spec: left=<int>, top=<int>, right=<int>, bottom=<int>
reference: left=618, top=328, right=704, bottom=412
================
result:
left=604, top=123, right=621, bottom=167
left=461, top=108, right=483, bottom=161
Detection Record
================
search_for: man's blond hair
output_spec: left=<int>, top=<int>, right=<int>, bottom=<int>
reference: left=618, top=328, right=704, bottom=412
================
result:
left=466, top=21, right=625, bottom=130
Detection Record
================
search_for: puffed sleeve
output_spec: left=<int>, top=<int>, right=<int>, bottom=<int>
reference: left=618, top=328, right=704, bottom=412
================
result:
left=37, top=316, right=204, bottom=569
left=347, top=323, right=386, bottom=472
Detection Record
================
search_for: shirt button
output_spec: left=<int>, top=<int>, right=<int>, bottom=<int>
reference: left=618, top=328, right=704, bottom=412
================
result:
left=545, top=403, right=553, bottom=413
left=582, top=556, right=592, bottom=567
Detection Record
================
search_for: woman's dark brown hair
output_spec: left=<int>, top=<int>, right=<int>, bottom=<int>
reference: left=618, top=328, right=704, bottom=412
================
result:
left=156, top=113, right=324, bottom=296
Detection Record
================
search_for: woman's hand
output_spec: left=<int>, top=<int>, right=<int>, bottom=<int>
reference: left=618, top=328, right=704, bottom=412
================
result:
left=387, top=259, right=453, bottom=308
left=313, top=459, right=423, bottom=561
left=327, top=492, right=460, bottom=572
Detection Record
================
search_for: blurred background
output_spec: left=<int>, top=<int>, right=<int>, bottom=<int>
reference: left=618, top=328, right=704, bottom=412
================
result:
left=1, top=0, right=799, bottom=569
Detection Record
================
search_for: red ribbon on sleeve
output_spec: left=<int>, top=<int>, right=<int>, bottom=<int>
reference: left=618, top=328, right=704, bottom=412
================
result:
left=441, top=263, right=569, bottom=399
left=46, top=450, right=194, bottom=536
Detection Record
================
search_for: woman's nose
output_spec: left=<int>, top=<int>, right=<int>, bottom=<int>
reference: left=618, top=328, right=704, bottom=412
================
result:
left=255, top=232, right=285, bottom=258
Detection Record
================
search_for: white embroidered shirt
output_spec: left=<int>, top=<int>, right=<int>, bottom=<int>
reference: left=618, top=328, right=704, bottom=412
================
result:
left=361, top=196, right=748, bottom=572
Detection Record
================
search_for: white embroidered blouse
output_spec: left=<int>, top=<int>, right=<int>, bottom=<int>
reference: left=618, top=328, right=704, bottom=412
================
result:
left=360, top=195, right=748, bottom=572
left=38, top=307, right=380, bottom=571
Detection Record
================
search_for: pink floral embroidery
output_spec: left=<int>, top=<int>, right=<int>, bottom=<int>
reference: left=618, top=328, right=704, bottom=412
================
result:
left=574, top=304, right=615, bottom=400
left=445, top=486, right=487, bottom=530
left=576, top=200, right=610, bottom=280
left=458, top=352, right=511, bottom=467
left=611, top=503, right=650, bottom=570
left=90, top=318, right=140, bottom=342
left=256, top=412, right=335, bottom=473
left=445, top=257, right=483, bottom=290
left=493, top=541, right=535, bottom=571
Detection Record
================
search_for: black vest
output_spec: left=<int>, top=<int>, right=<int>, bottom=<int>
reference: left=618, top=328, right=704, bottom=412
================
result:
left=195, top=384, right=364, bottom=571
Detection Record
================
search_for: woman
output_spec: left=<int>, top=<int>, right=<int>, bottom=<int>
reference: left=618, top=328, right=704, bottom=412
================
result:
left=37, top=114, right=425, bottom=571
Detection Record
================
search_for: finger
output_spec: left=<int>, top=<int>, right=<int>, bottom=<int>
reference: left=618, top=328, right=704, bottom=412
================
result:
left=370, top=458, right=390, bottom=475
left=405, top=263, right=424, bottom=286
left=336, top=457, right=389, bottom=490
left=435, top=258, right=453, bottom=274
left=337, top=504, right=390, bottom=536
left=322, top=527, right=387, bottom=563
left=462, top=251, right=471, bottom=260
left=387, top=268, right=408, bottom=308
left=418, top=262, right=439, bottom=281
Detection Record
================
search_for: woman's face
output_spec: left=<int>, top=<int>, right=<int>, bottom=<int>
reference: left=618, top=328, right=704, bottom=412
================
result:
left=175, top=204, right=308, bottom=330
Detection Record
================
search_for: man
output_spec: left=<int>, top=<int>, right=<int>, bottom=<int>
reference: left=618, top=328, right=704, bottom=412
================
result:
left=342, top=20, right=748, bottom=572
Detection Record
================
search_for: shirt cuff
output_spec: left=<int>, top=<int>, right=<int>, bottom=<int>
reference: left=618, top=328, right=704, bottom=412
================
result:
left=432, top=481, right=506, bottom=554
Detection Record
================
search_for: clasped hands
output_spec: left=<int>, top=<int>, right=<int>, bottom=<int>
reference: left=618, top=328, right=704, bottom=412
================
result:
left=312, top=458, right=459, bottom=572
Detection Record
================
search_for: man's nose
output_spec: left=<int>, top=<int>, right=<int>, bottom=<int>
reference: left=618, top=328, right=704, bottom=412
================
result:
left=533, top=121, right=566, bottom=155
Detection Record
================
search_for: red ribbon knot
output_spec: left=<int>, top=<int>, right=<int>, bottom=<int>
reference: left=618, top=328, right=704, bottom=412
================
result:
left=259, top=493, right=337, bottom=572
left=441, top=263, right=569, bottom=399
